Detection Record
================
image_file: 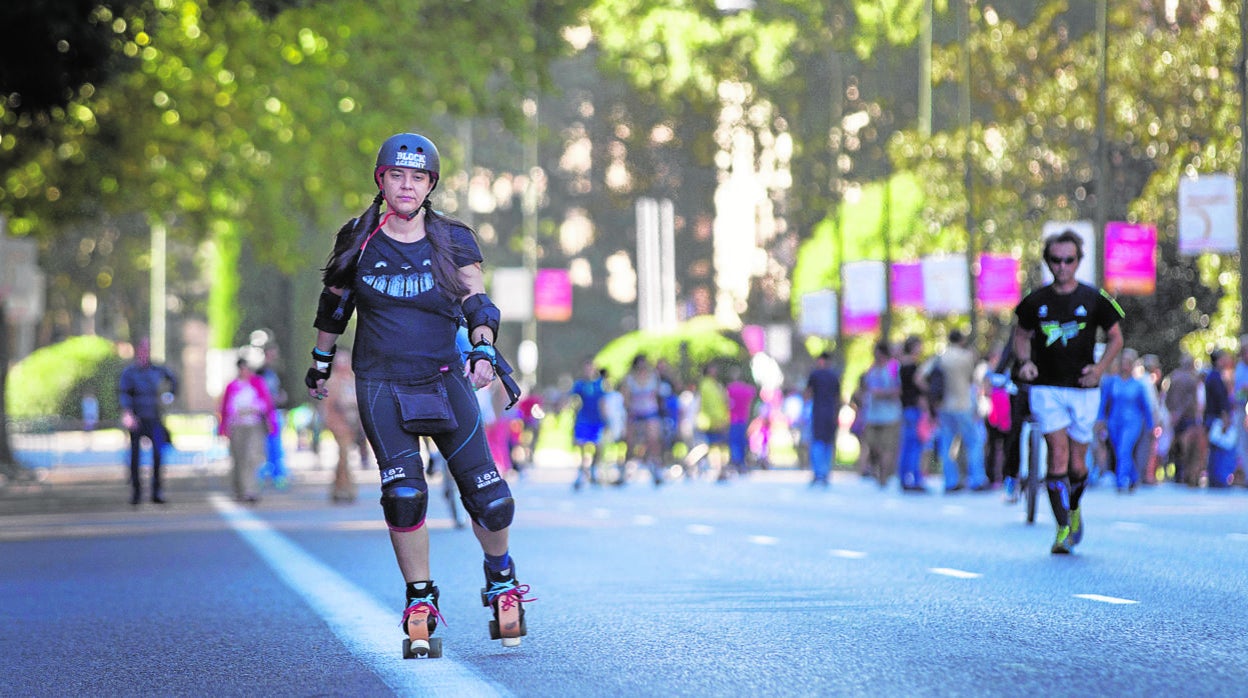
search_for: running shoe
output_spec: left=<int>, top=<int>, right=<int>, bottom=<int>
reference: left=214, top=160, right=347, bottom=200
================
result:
left=1068, top=508, right=1083, bottom=547
left=1051, top=525, right=1072, bottom=555
left=1003, top=476, right=1019, bottom=504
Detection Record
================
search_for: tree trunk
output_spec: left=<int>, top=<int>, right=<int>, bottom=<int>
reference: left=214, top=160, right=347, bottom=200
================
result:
left=0, top=301, right=17, bottom=477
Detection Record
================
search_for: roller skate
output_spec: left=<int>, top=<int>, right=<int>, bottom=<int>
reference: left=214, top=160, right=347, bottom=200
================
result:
left=480, top=562, right=534, bottom=648
left=401, top=581, right=444, bottom=659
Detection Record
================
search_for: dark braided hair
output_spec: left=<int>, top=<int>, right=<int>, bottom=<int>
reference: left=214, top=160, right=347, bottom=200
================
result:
left=321, top=193, right=476, bottom=300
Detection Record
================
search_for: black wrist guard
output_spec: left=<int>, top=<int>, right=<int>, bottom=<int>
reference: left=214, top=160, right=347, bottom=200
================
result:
left=465, top=341, right=497, bottom=375
left=305, top=346, right=336, bottom=389
left=466, top=340, right=522, bottom=410
left=314, top=287, right=356, bottom=334
left=461, top=293, right=500, bottom=340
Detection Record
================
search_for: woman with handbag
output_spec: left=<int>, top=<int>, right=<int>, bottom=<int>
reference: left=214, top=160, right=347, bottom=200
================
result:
left=304, top=132, right=530, bottom=658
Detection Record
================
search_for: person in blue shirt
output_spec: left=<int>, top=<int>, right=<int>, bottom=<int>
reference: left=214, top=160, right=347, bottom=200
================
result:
left=569, top=359, right=607, bottom=490
left=1097, top=347, right=1155, bottom=493
left=118, top=337, right=177, bottom=506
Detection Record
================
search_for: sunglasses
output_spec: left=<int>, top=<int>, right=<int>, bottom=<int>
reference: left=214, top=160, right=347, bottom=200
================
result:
left=1046, top=255, right=1078, bottom=266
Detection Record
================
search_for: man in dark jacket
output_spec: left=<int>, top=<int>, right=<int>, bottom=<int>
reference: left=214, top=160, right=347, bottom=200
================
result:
left=118, top=337, right=178, bottom=505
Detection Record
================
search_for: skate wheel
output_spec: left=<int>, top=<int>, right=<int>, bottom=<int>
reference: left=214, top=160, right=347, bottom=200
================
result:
left=489, top=619, right=500, bottom=640
left=427, top=637, right=443, bottom=658
left=403, top=638, right=431, bottom=659
left=480, top=588, right=489, bottom=607
left=501, top=637, right=521, bottom=648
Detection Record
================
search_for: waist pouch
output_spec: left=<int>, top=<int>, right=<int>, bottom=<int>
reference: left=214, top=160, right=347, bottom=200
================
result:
left=391, top=371, right=459, bottom=435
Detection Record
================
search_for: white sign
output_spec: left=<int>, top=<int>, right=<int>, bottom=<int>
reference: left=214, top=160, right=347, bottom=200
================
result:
left=841, top=260, right=887, bottom=315
left=1178, top=174, right=1237, bottom=255
left=799, top=289, right=837, bottom=337
left=1040, top=220, right=1097, bottom=287
left=921, top=255, right=971, bottom=314
left=491, top=267, right=533, bottom=322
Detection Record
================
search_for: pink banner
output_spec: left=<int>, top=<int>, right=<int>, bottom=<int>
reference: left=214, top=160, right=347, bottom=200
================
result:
left=1104, top=222, right=1157, bottom=296
left=533, top=268, right=573, bottom=322
left=976, top=253, right=1020, bottom=311
left=842, top=309, right=881, bottom=336
left=741, top=325, right=766, bottom=355
left=890, top=261, right=924, bottom=308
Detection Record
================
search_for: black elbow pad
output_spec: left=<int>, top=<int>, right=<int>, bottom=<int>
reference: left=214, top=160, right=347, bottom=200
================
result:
left=314, top=288, right=356, bottom=334
left=462, top=293, right=500, bottom=338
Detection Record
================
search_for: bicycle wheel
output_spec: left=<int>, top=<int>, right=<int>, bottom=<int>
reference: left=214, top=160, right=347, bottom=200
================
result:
left=1026, top=421, right=1041, bottom=524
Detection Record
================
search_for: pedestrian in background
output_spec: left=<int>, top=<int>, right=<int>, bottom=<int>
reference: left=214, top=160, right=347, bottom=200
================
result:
left=569, top=359, right=607, bottom=490
left=805, top=351, right=842, bottom=488
left=622, top=354, right=666, bottom=486
left=1162, top=352, right=1204, bottom=487
left=118, top=337, right=178, bottom=506
left=1097, top=348, right=1154, bottom=494
left=896, top=336, right=929, bottom=492
left=861, top=340, right=902, bottom=488
left=257, top=343, right=290, bottom=490
left=219, top=357, right=277, bottom=504
left=1232, top=335, right=1248, bottom=486
left=1138, top=353, right=1165, bottom=485
left=1014, top=229, right=1124, bottom=554
left=320, top=347, right=369, bottom=503
left=696, top=362, right=731, bottom=481
left=932, top=329, right=989, bottom=493
left=725, top=364, right=758, bottom=478
left=1204, top=348, right=1236, bottom=488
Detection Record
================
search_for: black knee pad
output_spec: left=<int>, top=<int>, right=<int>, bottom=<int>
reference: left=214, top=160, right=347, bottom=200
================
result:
left=475, top=496, right=515, bottom=532
left=458, top=463, right=514, bottom=531
left=381, top=483, right=428, bottom=531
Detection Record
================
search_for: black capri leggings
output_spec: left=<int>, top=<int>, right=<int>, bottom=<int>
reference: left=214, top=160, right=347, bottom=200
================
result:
left=356, top=368, right=510, bottom=521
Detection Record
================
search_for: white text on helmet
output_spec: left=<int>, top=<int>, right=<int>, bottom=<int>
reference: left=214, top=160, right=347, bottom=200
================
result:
left=395, top=151, right=427, bottom=169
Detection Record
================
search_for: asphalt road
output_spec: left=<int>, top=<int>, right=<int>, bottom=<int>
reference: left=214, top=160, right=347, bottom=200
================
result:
left=3, top=463, right=1246, bottom=697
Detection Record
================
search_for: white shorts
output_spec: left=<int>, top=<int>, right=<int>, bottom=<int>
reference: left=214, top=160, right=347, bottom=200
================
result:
left=1028, top=385, right=1101, bottom=444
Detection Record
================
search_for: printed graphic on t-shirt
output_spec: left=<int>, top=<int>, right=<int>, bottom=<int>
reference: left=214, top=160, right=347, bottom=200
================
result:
left=361, top=258, right=436, bottom=299
left=1040, top=319, right=1085, bottom=347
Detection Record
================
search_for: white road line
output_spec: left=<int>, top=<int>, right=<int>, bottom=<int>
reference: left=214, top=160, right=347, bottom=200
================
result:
left=211, top=495, right=509, bottom=698
left=1111, top=521, right=1146, bottom=531
left=632, top=514, right=657, bottom=526
left=686, top=524, right=715, bottom=535
left=1073, top=593, right=1139, bottom=605
left=1227, top=533, right=1248, bottom=542
left=928, top=567, right=982, bottom=579
left=591, top=508, right=612, bottom=519
left=747, top=535, right=779, bottom=546
left=829, top=549, right=868, bottom=559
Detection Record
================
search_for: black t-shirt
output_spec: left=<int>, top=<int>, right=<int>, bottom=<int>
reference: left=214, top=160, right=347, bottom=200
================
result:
left=899, top=362, right=922, bottom=408
left=1014, top=282, right=1123, bottom=388
left=351, top=223, right=483, bottom=380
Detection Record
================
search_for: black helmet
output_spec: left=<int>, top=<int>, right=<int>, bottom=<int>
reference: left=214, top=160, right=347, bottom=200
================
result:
left=374, top=132, right=440, bottom=190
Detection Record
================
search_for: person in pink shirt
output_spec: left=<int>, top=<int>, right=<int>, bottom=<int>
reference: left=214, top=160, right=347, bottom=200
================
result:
left=724, top=365, right=758, bottom=478
left=219, top=357, right=278, bottom=504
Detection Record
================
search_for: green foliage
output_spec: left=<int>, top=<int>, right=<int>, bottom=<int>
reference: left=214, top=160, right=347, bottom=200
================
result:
left=594, top=316, right=746, bottom=384
left=6, top=335, right=126, bottom=421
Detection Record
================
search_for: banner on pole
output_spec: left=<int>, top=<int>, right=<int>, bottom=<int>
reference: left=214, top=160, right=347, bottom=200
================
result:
left=842, top=261, right=885, bottom=335
left=1104, top=222, right=1157, bottom=296
left=799, top=289, right=837, bottom=338
left=921, top=255, right=970, bottom=315
left=533, top=268, right=573, bottom=322
left=1178, top=174, right=1237, bottom=255
left=976, top=253, right=1020, bottom=312
left=890, top=261, right=924, bottom=309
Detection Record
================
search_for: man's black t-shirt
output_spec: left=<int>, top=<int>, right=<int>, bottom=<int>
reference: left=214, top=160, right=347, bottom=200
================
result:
left=1014, top=282, right=1124, bottom=388
left=352, top=222, right=482, bottom=380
